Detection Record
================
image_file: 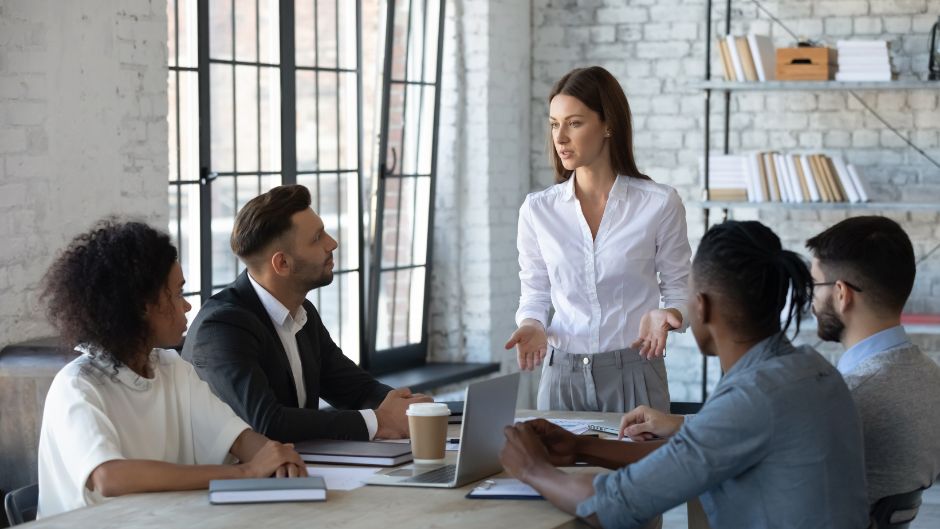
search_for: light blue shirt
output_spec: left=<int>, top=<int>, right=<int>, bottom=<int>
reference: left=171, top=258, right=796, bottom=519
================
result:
left=576, top=335, right=869, bottom=529
left=837, top=325, right=912, bottom=375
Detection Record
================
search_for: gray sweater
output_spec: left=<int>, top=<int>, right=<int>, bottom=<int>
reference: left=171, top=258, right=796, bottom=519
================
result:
left=843, top=343, right=940, bottom=504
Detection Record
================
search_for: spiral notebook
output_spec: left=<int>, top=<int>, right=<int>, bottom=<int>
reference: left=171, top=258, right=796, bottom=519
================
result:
left=465, top=479, right=543, bottom=500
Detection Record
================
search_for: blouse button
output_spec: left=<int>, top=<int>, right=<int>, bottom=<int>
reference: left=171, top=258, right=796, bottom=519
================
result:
left=582, top=357, right=590, bottom=365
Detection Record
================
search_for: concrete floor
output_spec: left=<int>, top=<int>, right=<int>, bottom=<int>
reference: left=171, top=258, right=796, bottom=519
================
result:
left=660, top=485, right=940, bottom=528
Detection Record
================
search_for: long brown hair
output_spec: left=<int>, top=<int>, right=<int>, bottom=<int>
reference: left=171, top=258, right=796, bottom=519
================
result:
left=547, top=66, right=649, bottom=184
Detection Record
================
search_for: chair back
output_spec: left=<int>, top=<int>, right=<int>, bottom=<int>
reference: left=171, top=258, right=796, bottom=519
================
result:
left=869, top=488, right=923, bottom=529
left=4, top=483, right=38, bottom=526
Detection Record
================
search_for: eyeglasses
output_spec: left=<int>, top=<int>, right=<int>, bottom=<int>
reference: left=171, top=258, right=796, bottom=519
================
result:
left=813, top=280, right=863, bottom=293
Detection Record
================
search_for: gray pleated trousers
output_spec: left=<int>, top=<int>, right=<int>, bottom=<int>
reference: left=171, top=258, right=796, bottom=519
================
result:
left=536, top=347, right=670, bottom=413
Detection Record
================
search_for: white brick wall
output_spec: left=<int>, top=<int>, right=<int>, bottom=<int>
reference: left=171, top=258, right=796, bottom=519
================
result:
left=430, top=0, right=531, bottom=379
left=528, top=0, right=940, bottom=400
left=0, top=0, right=168, bottom=349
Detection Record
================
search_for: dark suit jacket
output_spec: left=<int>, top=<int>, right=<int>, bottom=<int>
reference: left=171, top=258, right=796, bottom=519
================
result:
left=181, top=271, right=393, bottom=441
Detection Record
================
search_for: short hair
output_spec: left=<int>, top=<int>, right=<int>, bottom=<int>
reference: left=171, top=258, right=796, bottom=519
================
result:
left=806, top=216, right=915, bottom=313
left=41, top=219, right=178, bottom=368
left=693, top=220, right=813, bottom=337
left=547, top=66, right=649, bottom=184
left=230, top=184, right=312, bottom=264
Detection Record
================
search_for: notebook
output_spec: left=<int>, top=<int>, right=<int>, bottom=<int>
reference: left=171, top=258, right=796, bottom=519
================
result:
left=208, top=476, right=326, bottom=504
left=295, top=439, right=413, bottom=466
left=466, top=478, right=543, bottom=500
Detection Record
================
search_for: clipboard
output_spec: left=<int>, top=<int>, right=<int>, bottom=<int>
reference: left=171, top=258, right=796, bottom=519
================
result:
left=465, top=479, right=544, bottom=500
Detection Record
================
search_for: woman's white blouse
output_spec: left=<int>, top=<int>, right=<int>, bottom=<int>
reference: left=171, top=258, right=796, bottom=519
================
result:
left=515, top=174, right=692, bottom=354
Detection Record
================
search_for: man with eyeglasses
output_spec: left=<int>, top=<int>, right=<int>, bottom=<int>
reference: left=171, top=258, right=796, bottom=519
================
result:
left=807, top=216, right=940, bottom=509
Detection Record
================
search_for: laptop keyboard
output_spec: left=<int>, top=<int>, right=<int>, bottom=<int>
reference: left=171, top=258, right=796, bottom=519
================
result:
left=401, top=464, right=457, bottom=484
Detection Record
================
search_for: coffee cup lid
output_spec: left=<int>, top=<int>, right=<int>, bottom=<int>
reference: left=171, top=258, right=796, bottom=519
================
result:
left=406, top=402, right=450, bottom=417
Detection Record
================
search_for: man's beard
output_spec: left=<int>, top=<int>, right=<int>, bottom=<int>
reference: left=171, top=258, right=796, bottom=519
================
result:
left=293, top=256, right=333, bottom=292
left=814, top=297, right=845, bottom=343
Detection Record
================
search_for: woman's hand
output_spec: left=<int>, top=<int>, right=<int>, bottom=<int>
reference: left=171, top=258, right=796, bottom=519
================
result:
left=630, top=308, right=682, bottom=359
left=505, top=319, right=548, bottom=371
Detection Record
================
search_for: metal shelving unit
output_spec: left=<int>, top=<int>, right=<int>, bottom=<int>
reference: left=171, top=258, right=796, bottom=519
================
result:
left=697, top=0, right=940, bottom=401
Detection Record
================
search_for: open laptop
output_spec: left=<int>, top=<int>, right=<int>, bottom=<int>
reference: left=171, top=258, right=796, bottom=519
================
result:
left=365, top=372, right=519, bottom=489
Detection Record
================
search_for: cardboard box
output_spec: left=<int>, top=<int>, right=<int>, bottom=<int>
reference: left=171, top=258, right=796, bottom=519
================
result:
left=775, top=47, right=835, bottom=81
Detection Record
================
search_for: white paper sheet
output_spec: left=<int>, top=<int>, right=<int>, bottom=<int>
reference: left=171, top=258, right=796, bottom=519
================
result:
left=305, top=466, right=381, bottom=491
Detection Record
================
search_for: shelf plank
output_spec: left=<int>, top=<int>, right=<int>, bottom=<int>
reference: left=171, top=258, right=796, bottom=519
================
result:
left=690, top=79, right=940, bottom=91
left=695, top=201, right=940, bottom=212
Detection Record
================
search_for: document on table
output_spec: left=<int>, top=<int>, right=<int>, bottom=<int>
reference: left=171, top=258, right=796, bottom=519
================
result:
left=305, top=466, right=381, bottom=491
left=514, top=417, right=604, bottom=435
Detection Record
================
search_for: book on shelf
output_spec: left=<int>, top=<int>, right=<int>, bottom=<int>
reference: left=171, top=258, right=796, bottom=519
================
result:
left=294, top=439, right=413, bottom=466
left=702, top=152, right=870, bottom=204
left=716, top=33, right=775, bottom=82
left=208, top=476, right=327, bottom=504
left=725, top=35, right=747, bottom=82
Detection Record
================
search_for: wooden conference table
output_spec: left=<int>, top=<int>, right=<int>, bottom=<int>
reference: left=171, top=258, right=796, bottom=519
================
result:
left=26, top=410, right=707, bottom=529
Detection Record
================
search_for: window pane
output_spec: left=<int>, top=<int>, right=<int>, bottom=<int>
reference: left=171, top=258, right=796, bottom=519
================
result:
left=168, top=184, right=202, bottom=297
left=236, top=176, right=261, bottom=213
left=179, top=0, right=198, bottom=67
left=211, top=177, right=238, bottom=285
left=258, top=0, right=280, bottom=64
left=179, top=71, right=200, bottom=182
left=296, top=71, right=319, bottom=172
left=318, top=72, right=339, bottom=170
left=379, top=176, right=402, bottom=268
left=405, top=0, right=426, bottom=81
left=316, top=0, right=337, bottom=68
left=318, top=171, right=340, bottom=262
left=422, top=0, right=440, bottom=82
left=411, top=176, right=430, bottom=265
left=338, top=0, right=357, bottom=70
left=259, top=67, right=281, bottom=172
left=402, top=84, right=434, bottom=175
left=338, top=172, right=359, bottom=270
left=295, top=0, right=316, bottom=67
left=235, top=65, right=260, bottom=172
left=338, top=72, right=358, bottom=170
left=340, top=272, right=361, bottom=363
left=210, top=0, right=233, bottom=60
left=407, top=267, right=426, bottom=343
left=385, top=82, right=405, bottom=175
left=210, top=64, right=235, bottom=173
left=298, top=175, right=320, bottom=209
left=389, top=0, right=409, bottom=80
left=234, top=0, right=258, bottom=62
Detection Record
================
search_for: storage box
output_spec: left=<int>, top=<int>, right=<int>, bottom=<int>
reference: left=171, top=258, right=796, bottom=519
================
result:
left=775, top=47, right=835, bottom=81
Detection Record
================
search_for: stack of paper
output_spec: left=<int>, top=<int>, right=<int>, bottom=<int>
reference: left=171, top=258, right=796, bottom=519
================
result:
left=836, top=40, right=893, bottom=81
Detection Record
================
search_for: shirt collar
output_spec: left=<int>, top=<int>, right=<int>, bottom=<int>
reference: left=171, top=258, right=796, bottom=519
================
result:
left=247, top=272, right=307, bottom=330
left=720, top=334, right=796, bottom=384
left=560, top=173, right=629, bottom=202
left=77, top=344, right=156, bottom=391
left=837, top=325, right=911, bottom=375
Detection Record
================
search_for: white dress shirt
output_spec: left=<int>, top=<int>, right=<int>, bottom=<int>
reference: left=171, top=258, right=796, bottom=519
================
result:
left=247, top=273, right=378, bottom=439
left=515, top=174, right=692, bottom=354
left=37, top=348, right=249, bottom=517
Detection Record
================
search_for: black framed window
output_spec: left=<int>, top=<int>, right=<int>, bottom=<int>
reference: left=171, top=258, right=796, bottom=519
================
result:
left=367, top=0, right=445, bottom=373
left=168, top=0, right=442, bottom=371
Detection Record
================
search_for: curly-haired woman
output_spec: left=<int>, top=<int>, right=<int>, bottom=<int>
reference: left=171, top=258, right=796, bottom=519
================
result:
left=36, top=220, right=307, bottom=517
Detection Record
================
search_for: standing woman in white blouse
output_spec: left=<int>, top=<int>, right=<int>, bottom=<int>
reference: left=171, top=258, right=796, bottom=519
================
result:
left=505, top=66, right=692, bottom=413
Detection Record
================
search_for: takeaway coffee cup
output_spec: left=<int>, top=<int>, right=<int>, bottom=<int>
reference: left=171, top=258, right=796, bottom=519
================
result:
left=407, top=402, right=450, bottom=464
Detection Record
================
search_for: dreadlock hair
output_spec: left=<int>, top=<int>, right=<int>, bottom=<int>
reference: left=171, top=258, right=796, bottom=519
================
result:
left=693, top=220, right=813, bottom=339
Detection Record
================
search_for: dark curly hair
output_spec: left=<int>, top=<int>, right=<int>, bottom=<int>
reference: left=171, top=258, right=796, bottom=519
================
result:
left=41, top=219, right=178, bottom=368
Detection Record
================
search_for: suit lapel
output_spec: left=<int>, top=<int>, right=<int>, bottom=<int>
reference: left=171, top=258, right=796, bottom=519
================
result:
left=233, top=271, right=300, bottom=405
